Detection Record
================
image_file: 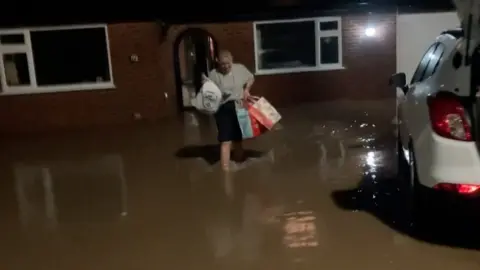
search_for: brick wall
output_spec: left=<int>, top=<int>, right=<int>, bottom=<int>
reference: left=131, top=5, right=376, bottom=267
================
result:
left=200, top=15, right=397, bottom=106
left=0, top=23, right=171, bottom=134
left=0, top=14, right=396, bottom=134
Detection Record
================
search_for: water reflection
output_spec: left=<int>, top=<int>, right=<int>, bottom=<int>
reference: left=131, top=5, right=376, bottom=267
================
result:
left=223, top=171, right=234, bottom=200
left=14, top=166, right=58, bottom=228
left=311, top=120, right=381, bottom=185
left=238, top=192, right=264, bottom=262
left=195, top=152, right=280, bottom=266
left=362, top=150, right=391, bottom=185
left=283, top=211, right=318, bottom=248
left=365, top=151, right=376, bottom=167
left=13, top=154, right=127, bottom=229
left=364, top=151, right=378, bottom=180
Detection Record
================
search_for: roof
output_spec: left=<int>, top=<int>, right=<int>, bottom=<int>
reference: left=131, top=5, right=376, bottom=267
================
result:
left=441, top=28, right=464, bottom=39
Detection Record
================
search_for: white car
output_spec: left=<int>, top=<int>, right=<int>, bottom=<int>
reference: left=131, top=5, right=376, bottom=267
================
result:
left=390, top=0, right=480, bottom=220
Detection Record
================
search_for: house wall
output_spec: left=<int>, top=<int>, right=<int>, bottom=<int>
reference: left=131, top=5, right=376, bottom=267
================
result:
left=396, top=12, right=459, bottom=82
left=0, top=14, right=396, bottom=134
left=0, top=23, right=172, bottom=134
left=193, top=14, right=396, bottom=106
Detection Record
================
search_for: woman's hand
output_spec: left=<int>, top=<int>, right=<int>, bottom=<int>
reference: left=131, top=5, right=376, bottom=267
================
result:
left=243, top=77, right=254, bottom=100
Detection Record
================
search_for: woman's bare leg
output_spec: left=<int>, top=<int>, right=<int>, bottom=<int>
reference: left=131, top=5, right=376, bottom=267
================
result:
left=221, top=141, right=232, bottom=171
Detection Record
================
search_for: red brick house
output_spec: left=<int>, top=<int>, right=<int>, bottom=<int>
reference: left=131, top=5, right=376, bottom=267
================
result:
left=0, top=13, right=396, bottom=133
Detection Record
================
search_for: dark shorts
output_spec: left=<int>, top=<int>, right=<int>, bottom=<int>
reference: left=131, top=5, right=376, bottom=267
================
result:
left=214, top=100, right=243, bottom=143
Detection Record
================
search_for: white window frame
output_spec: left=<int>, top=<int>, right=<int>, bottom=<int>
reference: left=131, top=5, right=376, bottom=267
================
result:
left=253, top=17, right=344, bottom=75
left=0, top=24, right=115, bottom=95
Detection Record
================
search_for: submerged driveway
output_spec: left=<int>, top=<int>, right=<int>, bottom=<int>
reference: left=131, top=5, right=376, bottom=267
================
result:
left=0, top=100, right=479, bottom=270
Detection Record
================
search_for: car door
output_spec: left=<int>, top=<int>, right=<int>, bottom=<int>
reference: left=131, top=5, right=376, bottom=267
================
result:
left=411, top=43, right=446, bottom=140
left=398, top=43, right=438, bottom=146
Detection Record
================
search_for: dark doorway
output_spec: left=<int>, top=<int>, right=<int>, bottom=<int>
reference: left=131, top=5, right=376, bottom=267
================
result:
left=173, top=28, right=218, bottom=112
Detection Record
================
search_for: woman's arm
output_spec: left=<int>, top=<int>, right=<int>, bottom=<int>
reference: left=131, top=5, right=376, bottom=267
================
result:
left=241, top=65, right=255, bottom=97
left=244, top=77, right=254, bottom=91
left=207, top=70, right=220, bottom=88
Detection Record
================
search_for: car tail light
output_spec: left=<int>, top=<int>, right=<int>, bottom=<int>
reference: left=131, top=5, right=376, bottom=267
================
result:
left=434, top=183, right=480, bottom=194
left=428, top=94, right=472, bottom=141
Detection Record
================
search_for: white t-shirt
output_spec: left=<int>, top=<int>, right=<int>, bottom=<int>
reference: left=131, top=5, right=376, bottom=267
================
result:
left=208, top=63, right=254, bottom=102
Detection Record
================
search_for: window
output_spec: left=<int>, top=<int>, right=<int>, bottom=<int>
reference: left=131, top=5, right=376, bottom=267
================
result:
left=410, top=43, right=444, bottom=84
left=254, top=17, right=343, bottom=75
left=423, top=43, right=445, bottom=78
left=0, top=25, right=114, bottom=95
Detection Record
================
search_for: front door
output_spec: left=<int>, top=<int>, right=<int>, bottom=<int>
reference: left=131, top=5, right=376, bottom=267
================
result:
left=175, top=30, right=217, bottom=112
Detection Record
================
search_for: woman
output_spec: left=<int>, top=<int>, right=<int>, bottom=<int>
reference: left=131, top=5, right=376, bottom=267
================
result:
left=207, top=50, right=255, bottom=171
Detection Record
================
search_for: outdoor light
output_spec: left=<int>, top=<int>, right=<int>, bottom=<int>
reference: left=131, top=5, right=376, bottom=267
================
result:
left=365, top=27, right=376, bottom=37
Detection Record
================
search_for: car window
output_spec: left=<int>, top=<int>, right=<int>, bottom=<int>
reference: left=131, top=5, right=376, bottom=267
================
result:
left=410, top=43, right=438, bottom=84
left=423, top=43, right=445, bottom=79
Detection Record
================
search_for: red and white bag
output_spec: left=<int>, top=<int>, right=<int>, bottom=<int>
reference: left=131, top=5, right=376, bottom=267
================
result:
left=236, top=102, right=267, bottom=139
left=247, top=96, right=282, bottom=130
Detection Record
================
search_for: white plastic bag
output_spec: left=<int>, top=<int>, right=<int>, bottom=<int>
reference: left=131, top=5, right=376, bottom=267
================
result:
left=191, top=80, right=223, bottom=115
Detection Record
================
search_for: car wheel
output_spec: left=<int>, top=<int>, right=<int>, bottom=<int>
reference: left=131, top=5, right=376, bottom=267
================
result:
left=407, top=143, right=431, bottom=228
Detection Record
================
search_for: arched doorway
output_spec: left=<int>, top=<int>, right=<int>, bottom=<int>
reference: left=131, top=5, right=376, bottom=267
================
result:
left=173, top=28, right=218, bottom=112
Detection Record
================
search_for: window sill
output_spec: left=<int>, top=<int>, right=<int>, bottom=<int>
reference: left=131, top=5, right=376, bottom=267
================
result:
left=255, top=65, right=345, bottom=76
left=0, top=82, right=116, bottom=96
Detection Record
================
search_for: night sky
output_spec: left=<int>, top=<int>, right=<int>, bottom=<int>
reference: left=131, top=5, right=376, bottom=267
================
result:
left=0, top=0, right=455, bottom=27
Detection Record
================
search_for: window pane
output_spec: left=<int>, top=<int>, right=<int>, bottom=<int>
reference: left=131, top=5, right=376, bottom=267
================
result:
left=423, top=44, right=445, bottom=79
left=257, top=21, right=316, bottom=70
left=320, top=21, right=338, bottom=31
left=320, top=36, right=339, bottom=64
left=30, top=27, right=111, bottom=86
left=2, top=53, right=31, bottom=86
left=0, top=34, right=25, bottom=44
left=410, top=44, right=437, bottom=84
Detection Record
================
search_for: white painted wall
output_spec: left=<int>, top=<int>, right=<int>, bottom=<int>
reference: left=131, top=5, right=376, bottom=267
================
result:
left=397, top=12, right=460, bottom=82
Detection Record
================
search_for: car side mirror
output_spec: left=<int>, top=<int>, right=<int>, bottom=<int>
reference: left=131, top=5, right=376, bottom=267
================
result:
left=389, top=72, right=408, bottom=94
left=389, top=72, right=406, bottom=88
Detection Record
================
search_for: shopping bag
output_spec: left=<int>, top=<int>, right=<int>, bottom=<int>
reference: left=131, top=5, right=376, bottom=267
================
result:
left=247, top=96, right=282, bottom=130
left=236, top=107, right=264, bottom=139
left=191, top=80, right=223, bottom=115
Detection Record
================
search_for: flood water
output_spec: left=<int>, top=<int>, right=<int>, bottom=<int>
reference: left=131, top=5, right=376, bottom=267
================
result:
left=0, top=100, right=480, bottom=269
